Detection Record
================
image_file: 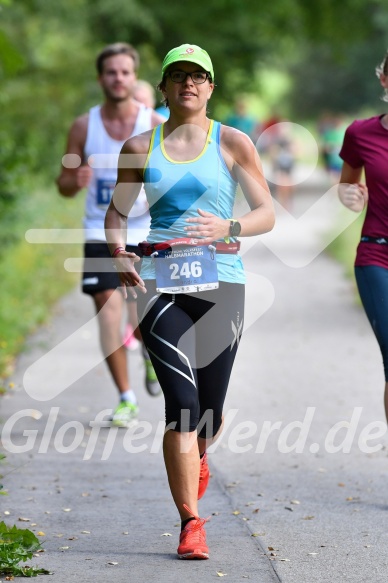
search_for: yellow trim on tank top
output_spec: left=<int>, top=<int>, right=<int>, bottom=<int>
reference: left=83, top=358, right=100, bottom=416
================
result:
left=143, top=125, right=157, bottom=175
left=160, top=120, right=214, bottom=164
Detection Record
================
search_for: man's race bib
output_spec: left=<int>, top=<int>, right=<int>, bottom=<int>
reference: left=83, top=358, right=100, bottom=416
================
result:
left=155, top=245, right=219, bottom=294
left=96, top=179, right=115, bottom=208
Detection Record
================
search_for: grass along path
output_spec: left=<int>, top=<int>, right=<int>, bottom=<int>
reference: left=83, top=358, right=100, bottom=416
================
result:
left=0, top=183, right=83, bottom=380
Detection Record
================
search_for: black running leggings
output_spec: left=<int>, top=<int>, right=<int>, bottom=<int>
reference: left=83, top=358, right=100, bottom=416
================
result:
left=355, top=265, right=388, bottom=381
left=137, top=281, right=245, bottom=438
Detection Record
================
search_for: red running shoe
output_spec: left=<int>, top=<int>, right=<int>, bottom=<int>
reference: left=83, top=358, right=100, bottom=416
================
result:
left=177, top=504, right=209, bottom=560
left=198, top=452, right=210, bottom=500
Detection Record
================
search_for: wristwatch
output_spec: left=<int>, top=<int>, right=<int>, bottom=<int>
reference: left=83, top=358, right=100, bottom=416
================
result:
left=229, top=220, right=241, bottom=237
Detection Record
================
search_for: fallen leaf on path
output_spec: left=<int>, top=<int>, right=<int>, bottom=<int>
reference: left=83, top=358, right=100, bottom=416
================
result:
left=302, top=516, right=315, bottom=520
left=59, top=546, right=69, bottom=550
left=81, top=531, right=91, bottom=534
left=252, top=508, right=260, bottom=513
left=308, top=552, right=318, bottom=556
left=107, top=562, right=118, bottom=565
left=284, top=507, right=293, bottom=512
left=18, top=517, right=30, bottom=522
left=232, top=510, right=240, bottom=515
left=37, top=532, right=45, bottom=536
left=62, top=508, right=71, bottom=512
left=216, top=572, right=227, bottom=577
left=290, top=500, right=300, bottom=505
left=338, top=483, right=345, bottom=487
left=161, top=533, right=172, bottom=536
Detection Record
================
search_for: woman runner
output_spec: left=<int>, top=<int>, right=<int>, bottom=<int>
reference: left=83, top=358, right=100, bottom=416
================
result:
left=105, top=43, right=274, bottom=559
left=339, top=51, right=388, bottom=421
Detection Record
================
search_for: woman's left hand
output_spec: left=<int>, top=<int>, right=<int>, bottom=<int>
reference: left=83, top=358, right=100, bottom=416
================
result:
left=185, top=208, right=230, bottom=244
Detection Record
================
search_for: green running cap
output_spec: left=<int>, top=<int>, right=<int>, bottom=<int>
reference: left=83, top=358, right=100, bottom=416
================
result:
left=162, top=44, right=214, bottom=81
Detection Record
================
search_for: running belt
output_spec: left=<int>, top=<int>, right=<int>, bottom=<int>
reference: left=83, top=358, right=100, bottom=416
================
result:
left=361, top=236, right=388, bottom=245
left=139, top=237, right=240, bottom=256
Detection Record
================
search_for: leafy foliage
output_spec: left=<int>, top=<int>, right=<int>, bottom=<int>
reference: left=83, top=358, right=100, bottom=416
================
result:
left=85, top=0, right=387, bottom=106
left=0, top=0, right=99, bottom=217
left=288, top=37, right=388, bottom=116
left=0, top=0, right=387, bottom=216
left=0, top=522, right=50, bottom=577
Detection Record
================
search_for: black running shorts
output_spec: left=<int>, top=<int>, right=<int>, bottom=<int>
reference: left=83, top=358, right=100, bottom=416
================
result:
left=82, top=242, right=143, bottom=302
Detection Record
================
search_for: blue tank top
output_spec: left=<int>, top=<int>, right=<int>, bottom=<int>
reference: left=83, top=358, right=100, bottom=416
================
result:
left=140, top=120, right=245, bottom=284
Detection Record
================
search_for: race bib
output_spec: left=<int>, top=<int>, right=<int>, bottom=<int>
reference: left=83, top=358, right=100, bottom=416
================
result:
left=155, top=245, right=219, bottom=294
left=96, top=179, right=115, bottom=208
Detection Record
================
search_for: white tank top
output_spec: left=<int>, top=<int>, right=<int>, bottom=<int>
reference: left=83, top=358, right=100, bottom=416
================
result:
left=83, top=104, right=152, bottom=243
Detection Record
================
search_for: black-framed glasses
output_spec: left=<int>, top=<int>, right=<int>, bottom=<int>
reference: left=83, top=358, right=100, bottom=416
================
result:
left=167, top=70, right=210, bottom=84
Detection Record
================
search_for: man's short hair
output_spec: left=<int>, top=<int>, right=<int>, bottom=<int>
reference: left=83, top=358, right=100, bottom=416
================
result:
left=96, top=43, right=140, bottom=74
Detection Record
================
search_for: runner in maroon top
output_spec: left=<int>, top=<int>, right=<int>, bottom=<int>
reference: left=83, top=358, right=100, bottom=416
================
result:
left=339, top=50, right=388, bottom=420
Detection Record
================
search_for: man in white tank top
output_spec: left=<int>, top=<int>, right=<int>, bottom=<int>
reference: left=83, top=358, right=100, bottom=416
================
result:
left=56, top=43, right=165, bottom=425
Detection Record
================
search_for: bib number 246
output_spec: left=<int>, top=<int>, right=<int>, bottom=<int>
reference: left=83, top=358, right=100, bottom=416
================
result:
left=155, top=245, right=219, bottom=293
left=170, top=261, right=202, bottom=279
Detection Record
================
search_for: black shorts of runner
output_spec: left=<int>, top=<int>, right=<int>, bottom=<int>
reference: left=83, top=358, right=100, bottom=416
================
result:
left=82, top=242, right=143, bottom=302
left=136, top=280, right=245, bottom=438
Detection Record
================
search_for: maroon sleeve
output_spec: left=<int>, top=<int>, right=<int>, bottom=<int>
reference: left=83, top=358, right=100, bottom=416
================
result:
left=339, top=122, right=364, bottom=168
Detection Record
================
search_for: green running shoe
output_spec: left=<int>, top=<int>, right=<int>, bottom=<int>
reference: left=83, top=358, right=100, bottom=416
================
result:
left=112, top=401, right=139, bottom=427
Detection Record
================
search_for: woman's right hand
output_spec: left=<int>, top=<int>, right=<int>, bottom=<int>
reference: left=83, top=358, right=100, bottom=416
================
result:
left=113, top=252, right=147, bottom=299
left=338, top=183, right=368, bottom=212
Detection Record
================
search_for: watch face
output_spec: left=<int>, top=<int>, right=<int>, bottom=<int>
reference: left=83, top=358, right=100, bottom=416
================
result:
left=230, top=221, right=241, bottom=237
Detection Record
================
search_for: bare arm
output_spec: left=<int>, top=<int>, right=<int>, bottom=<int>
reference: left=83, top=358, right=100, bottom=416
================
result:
left=105, top=133, right=151, bottom=297
left=185, top=127, right=275, bottom=243
left=338, top=161, right=368, bottom=212
left=56, top=115, right=92, bottom=197
left=228, top=129, right=275, bottom=235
